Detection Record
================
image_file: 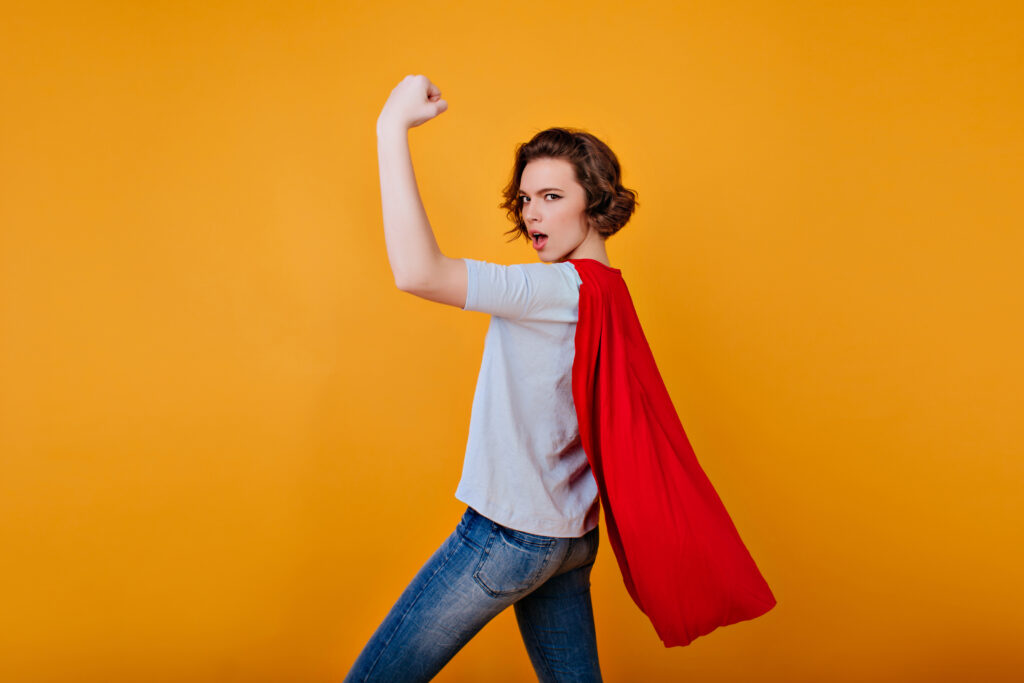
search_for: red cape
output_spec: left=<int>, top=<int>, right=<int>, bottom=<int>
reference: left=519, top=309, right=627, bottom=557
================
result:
left=568, top=258, right=776, bottom=648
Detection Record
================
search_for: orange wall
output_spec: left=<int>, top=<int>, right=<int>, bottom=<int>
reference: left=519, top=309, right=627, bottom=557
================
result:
left=2, top=1, right=1022, bottom=681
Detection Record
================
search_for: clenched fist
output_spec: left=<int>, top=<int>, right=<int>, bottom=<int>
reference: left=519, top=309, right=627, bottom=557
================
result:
left=377, top=74, right=448, bottom=133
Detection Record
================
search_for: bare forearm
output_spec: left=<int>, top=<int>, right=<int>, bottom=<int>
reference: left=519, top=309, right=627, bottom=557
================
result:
left=376, top=118, right=443, bottom=290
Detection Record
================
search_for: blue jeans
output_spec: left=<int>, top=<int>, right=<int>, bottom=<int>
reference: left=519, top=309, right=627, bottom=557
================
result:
left=344, top=505, right=603, bottom=682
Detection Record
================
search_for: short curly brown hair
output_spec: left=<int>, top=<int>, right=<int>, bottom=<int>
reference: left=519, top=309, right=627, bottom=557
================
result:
left=499, top=127, right=639, bottom=243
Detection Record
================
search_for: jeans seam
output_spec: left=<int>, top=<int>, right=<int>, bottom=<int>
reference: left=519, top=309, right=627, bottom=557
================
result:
left=521, top=608, right=559, bottom=682
left=471, top=524, right=501, bottom=597
left=361, top=533, right=465, bottom=681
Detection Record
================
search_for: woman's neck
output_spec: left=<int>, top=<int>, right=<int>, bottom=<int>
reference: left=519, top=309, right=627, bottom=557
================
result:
left=561, top=231, right=611, bottom=267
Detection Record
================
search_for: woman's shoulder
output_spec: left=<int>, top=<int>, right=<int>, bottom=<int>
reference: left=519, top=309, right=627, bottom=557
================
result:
left=464, top=257, right=581, bottom=287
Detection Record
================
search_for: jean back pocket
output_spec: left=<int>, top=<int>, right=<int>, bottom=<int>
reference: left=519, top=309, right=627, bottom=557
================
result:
left=472, top=523, right=558, bottom=598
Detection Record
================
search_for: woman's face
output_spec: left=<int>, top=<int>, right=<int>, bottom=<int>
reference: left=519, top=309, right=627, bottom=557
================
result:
left=518, top=157, right=596, bottom=263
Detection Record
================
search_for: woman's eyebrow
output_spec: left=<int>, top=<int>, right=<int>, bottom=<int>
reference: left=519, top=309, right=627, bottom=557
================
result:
left=518, top=187, right=564, bottom=194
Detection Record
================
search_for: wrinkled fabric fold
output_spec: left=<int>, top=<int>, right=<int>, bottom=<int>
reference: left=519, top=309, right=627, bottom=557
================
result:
left=568, top=258, right=776, bottom=648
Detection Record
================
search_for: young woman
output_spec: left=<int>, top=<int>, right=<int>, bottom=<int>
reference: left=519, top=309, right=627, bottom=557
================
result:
left=344, top=75, right=638, bottom=682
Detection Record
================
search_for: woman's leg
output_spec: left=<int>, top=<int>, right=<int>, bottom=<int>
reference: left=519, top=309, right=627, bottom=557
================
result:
left=344, top=506, right=567, bottom=683
left=513, top=526, right=602, bottom=683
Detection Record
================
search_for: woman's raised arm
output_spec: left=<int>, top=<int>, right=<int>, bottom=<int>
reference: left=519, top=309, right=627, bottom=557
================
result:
left=376, top=75, right=467, bottom=308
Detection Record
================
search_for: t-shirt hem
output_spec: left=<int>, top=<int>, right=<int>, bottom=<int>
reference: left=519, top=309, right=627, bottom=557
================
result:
left=454, top=491, right=599, bottom=538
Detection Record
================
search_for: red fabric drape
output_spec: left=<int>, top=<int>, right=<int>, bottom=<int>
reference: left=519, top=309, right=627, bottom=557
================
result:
left=569, top=258, right=776, bottom=647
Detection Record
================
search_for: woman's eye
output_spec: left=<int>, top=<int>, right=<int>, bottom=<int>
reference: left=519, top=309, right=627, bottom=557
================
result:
left=545, top=193, right=560, bottom=200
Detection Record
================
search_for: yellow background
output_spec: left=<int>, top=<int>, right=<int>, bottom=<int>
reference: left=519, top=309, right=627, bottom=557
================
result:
left=2, top=1, right=1022, bottom=681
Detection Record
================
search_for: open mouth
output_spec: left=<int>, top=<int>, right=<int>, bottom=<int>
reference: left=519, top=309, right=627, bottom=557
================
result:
left=531, top=232, right=548, bottom=249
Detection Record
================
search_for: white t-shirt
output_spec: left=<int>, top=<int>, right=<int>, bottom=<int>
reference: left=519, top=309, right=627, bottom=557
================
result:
left=456, top=257, right=600, bottom=538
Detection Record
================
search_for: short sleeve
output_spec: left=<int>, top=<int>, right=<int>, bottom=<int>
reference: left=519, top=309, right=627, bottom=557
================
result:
left=461, top=258, right=581, bottom=322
